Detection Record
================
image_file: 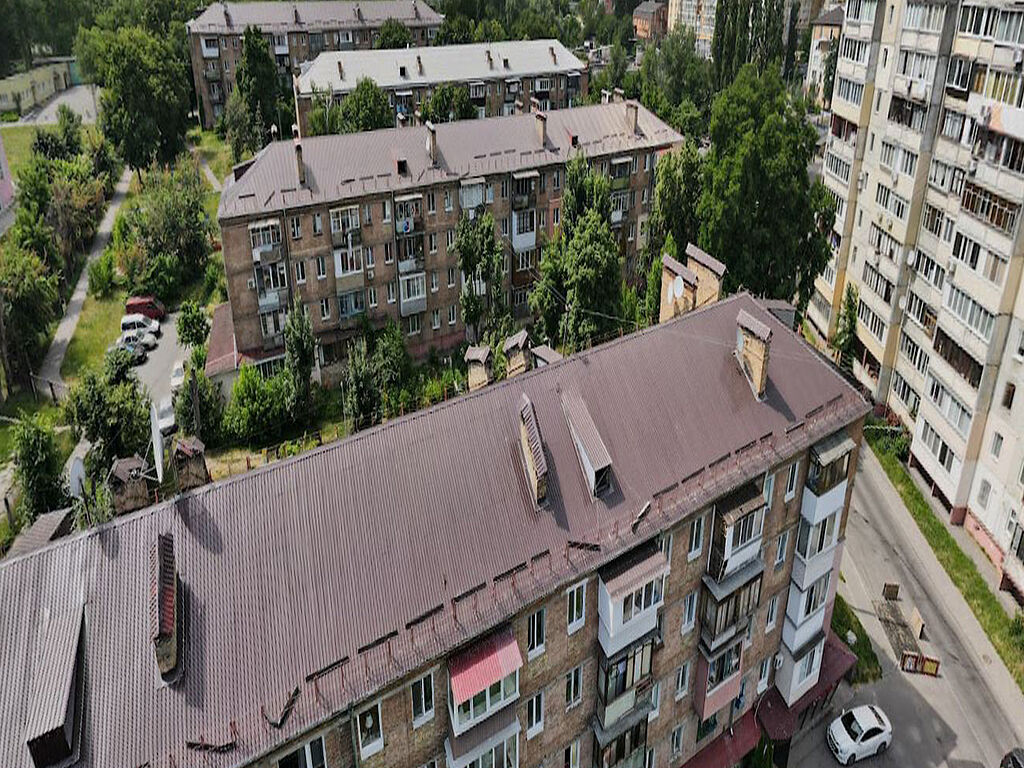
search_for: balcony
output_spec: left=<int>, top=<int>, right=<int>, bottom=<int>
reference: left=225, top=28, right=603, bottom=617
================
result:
left=802, top=431, right=854, bottom=525
left=791, top=537, right=840, bottom=592
left=395, top=194, right=423, bottom=235
left=511, top=211, right=537, bottom=254
left=210, top=89, right=224, bottom=104
left=447, top=628, right=522, bottom=738
left=203, top=66, right=221, bottom=81
left=200, top=41, right=219, bottom=59
left=694, top=639, right=743, bottom=721
left=335, top=269, right=364, bottom=295
left=399, top=272, right=427, bottom=317
left=251, top=243, right=282, bottom=264
left=707, top=480, right=767, bottom=581
left=469, top=82, right=487, bottom=101
left=592, top=716, right=648, bottom=768
left=597, top=540, right=668, bottom=658
left=782, top=571, right=832, bottom=653
left=257, top=287, right=287, bottom=311
left=700, top=559, right=763, bottom=654
left=262, top=332, right=283, bottom=351
left=397, top=236, right=425, bottom=274
left=331, top=226, right=361, bottom=249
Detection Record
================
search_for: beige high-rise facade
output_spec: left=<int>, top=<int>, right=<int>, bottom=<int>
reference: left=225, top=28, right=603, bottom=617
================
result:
left=813, top=0, right=1024, bottom=595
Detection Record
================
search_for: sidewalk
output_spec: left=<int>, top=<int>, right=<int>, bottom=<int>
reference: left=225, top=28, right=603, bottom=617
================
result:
left=36, top=167, right=132, bottom=392
left=907, top=461, right=1019, bottom=616
left=0, top=201, right=15, bottom=239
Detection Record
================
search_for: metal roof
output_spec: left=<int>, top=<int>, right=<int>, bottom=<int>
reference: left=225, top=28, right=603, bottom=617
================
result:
left=218, top=102, right=683, bottom=220
left=465, top=344, right=491, bottom=364
left=685, top=242, right=727, bottom=278
left=297, top=39, right=584, bottom=95
left=662, top=254, right=698, bottom=286
left=502, top=329, right=529, bottom=354
left=561, top=388, right=613, bottom=473
left=0, top=293, right=868, bottom=768
left=187, top=0, right=444, bottom=34
left=811, top=430, right=855, bottom=466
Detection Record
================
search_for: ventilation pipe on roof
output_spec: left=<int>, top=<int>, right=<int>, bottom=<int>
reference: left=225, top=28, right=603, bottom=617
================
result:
left=337, top=60, right=344, bottom=80
left=503, top=329, right=531, bottom=377
left=613, top=87, right=625, bottom=103
left=425, top=121, right=437, bottom=165
left=549, top=44, right=557, bottom=64
left=684, top=242, right=725, bottom=307
left=292, top=3, right=299, bottom=23
left=519, top=394, right=548, bottom=504
left=354, top=3, right=362, bottom=19
left=735, top=309, right=773, bottom=400
left=108, top=456, right=149, bottom=516
left=173, top=436, right=211, bottom=493
left=626, top=100, right=639, bottom=134
left=465, top=345, right=492, bottom=391
left=151, top=533, right=183, bottom=682
left=223, top=3, right=232, bottom=27
left=601, top=88, right=612, bottom=104
left=293, top=126, right=306, bottom=186
left=417, top=54, right=423, bottom=75
left=535, top=110, right=547, bottom=147
left=413, top=0, right=420, bottom=17
left=486, top=49, right=493, bottom=69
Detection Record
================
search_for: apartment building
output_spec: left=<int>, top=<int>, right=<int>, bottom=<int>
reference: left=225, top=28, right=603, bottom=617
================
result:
left=804, top=5, right=844, bottom=106
left=666, top=0, right=717, bottom=57
left=293, top=40, right=587, bottom=136
left=816, top=0, right=1024, bottom=584
left=213, top=101, right=678, bottom=383
left=0, top=289, right=870, bottom=768
left=186, top=0, right=444, bottom=128
left=633, top=1, right=669, bottom=41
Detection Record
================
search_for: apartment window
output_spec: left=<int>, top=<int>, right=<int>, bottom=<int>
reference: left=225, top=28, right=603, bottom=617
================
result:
left=565, top=665, right=582, bottom=708
left=798, top=640, right=823, bottom=682
left=295, top=260, right=306, bottom=284
left=382, top=200, right=391, bottom=222
left=501, top=217, right=509, bottom=237
left=775, top=530, right=789, bottom=567
left=429, top=233, right=438, bottom=254
left=1004, top=382, right=1018, bottom=411
left=316, top=256, right=326, bottom=279
left=622, top=575, right=664, bottom=623
left=688, top=514, right=704, bottom=560
left=334, top=247, right=363, bottom=276
left=431, top=308, right=440, bottom=330
left=319, top=298, right=330, bottom=320
left=526, top=692, right=544, bottom=737
left=992, top=432, right=1004, bottom=458
left=565, top=739, right=581, bottom=768
left=290, top=216, right=301, bottom=239
left=427, top=192, right=436, bottom=214
left=758, top=657, right=771, bottom=693
left=366, top=246, right=376, bottom=268
left=785, top=462, right=799, bottom=500
left=978, top=479, right=992, bottom=509
left=857, top=300, right=886, bottom=342
left=387, top=281, right=396, bottom=304
left=277, top=736, right=326, bottom=768
left=501, top=179, right=508, bottom=198
left=891, top=371, right=920, bottom=415
left=763, top=471, right=775, bottom=505
left=674, top=662, right=690, bottom=699
left=567, top=580, right=586, bottom=634
left=429, top=270, right=438, bottom=293
left=802, top=573, right=832, bottom=619
left=765, top=594, right=779, bottom=631
left=368, top=285, right=377, bottom=307
left=649, top=681, right=660, bottom=720
left=671, top=725, right=683, bottom=757
left=312, top=212, right=322, bottom=235
left=444, top=189, right=452, bottom=211
left=920, top=419, right=958, bottom=473
left=945, top=284, right=995, bottom=341
left=408, top=314, right=421, bottom=335
left=448, top=304, right=457, bottom=325
left=527, top=608, right=546, bottom=658
left=645, top=748, right=655, bottom=768
left=411, top=672, right=434, bottom=726
left=357, top=702, right=383, bottom=758
left=553, top=170, right=561, bottom=190
left=681, top=590, right=697, bottom=633
left=731, top=507, right=764, bottom=550
left=553, top=206, right=560, bottom=226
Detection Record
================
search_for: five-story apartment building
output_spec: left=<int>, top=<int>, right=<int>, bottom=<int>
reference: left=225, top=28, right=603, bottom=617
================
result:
left=187, top=0, right=444, bottom=128
left=214, top=100, right=678, bottom=383
left=294, top=40, right=587, bottom=135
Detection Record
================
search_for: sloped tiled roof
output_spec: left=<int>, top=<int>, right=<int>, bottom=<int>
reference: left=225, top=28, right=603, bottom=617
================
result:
left=187, top=0, right=443, bottom=34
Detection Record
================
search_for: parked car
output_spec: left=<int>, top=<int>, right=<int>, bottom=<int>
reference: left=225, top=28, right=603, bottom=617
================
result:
left=157, top=397, right=177, bottom=437
left=125, top=295, right=167, bottom=321
left=827, top=705, right=892, bottom=765
left=120, top=313, right=161, bottom=337
left=107, top=342, right=147, bottom=366
left=1002, top=749, right=1024, bottom=768
left=170, top=359, right=186, bottom=394
left=118, top=329, right=158, bottom=351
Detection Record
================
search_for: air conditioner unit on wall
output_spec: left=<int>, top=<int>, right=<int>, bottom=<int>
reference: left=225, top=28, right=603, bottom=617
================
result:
left=247, top=278, right=256, bottom=290
left=775, top=653, right=784, bottom=669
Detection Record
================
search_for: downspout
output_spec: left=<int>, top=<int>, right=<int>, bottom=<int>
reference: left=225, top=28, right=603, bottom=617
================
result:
left=348, top=703, right=361, bottom=768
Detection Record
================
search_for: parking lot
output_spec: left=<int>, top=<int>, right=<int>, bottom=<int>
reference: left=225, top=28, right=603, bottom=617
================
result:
left=134, top=311, right=186, bottom=409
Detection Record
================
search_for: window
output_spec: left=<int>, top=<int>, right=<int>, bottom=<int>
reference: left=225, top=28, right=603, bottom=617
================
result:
left=648, top=681, right=660, bottom=720
left=978, top=479, right=992, bottom=509
left=408, top=314, right=421, bottom=335
left=451, top=670, right=519, bottom=731
left=992, top=432, right=1004, bottom=458
left=295, top=260, right=306, bottom=284
left=797, top=511, right=838, bottom=560
left=334, top=247, right=363, bottom=276
left=731, top=507, right=764, bottom=550
left=1003, top=382, right=1016, bottom=410
left=798, top=640, right=823, bottom=682
left=526, top=692, right=544, bottom=737
left=387, top=281, right=396, bottom=304
left=920, top=418, right=958, bottom=473
left=657, top=532, right=672, bottom=562
left=802, top=573, right=831, bottom=619
left=707, top=641, right=742, bottom=691
left=765, top=594, right=778, bottom=631
left=446, top=229, right=455, bottom=249
left=429, top=233, right=438, bottom=253
left=553, top=206, right=560, bottom=226
left=501, top=217, right=509, bottom=237
left=448, top=304, right=457, bottom=325
left=621, top=575, right=664, bottom=624
left=290, top=216, right=302, bottom=239
left=564, top=739, right=581, bottom=768
left=444, top=189, right=452, bottom=211
left=671, top=725, right=683, bottom=757
left=368, top=286, right=378, bottom=307
left=319, top=298, right=331, bottom=320
left=758, top=657, right=771, bottom=693
left=567, top=580, right=585, bottom=634
left=645, top=748, right=655, bottom=768
left=681, top=590, right=697, bottom=633
left=411, top=672, right=434, bottom=726
left=553, top=170, right=561, bottom=190
left=674, top=662, right=690, bottom=699
left=688, top=514, right=704, bottom=560
left=527, top=608, right=546, bottom=658
left=598, top=638, right=653, bottom=703
left=427, top=191, right=436, bottom=214
left=857, top=299, right=886, bottom=342
left=945, top=284, right=995, bottom=341
left=565, top=665, right=582, bottom=708
left=430, top=270, right=438, bottom=292
left=775, top=530, right=789, bottom=567
left=785, top=462, right=798, bottom=500
left=311, top=213, right=322, bottom=235
left=431, top=308, right=440, bottom=330
left=277, top=736, right=326, bottom=768
left=357, top=702, right=383, bottom=758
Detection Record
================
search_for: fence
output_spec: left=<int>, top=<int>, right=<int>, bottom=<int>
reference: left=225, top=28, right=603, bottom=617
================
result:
left=29, top=374, right=69, bottom=403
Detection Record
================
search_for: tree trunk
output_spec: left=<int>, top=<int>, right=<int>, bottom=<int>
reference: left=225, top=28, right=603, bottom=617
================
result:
left=0, top=293, right=13, bottom=397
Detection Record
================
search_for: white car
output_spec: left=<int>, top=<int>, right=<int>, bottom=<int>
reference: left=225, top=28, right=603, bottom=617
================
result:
left=827, top=705, right=892, bottom=765
left=170, top=359, right=186, bottom=394
left=119, top=329, right=158, bottom=350
left=120, top=313, right=161, bottom=337
left=157, top=397, right=177, bottom=437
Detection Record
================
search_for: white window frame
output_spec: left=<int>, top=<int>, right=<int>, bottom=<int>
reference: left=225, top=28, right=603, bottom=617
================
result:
left=316, top=256, right=327, bottom=280
left=688, top=514, right=704, bottom=561
left=526, top=691, right=544, bottom=738
left=411, top=672, right=435, bottom=728
left=565, top=739, right=581, bottom=768
left=785, top=462, right=798, bottom=500
left=671, top=724, right=683, bottom=757
left=757, top=657, right=770, bottom=693
left=357, top=701, right=384, bottom=759
left=276, top=734, right=326, bottom=768
left=565, top=665, right=582, bottom=709
left=295, top=259, right=306, bottom=284
left=320, top=298, right=330, bottom=321
left=765, top=594, right=779, bottom=632
left=527, top=607, right=546, bottom=659
left=567, top=580, right=586, bottom=635
left=674, top=661, right=690, bottom=700
left=681, top=590, right=697, bottom=633
left=775, top=530, right=789, bottom=568
left=431, top=308, right=440, bottom=330
left=648, top=680, right=660, bottom=721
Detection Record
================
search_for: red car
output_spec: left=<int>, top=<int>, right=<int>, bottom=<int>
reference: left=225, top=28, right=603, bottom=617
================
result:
left=125, top=296, right=167, bottom=321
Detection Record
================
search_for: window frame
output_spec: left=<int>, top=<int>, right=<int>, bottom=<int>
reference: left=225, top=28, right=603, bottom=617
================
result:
left=567, top=580, right=586, bottom=635
left=526, top=691, right=544, bottom=738
left=527, top=607, right=546, bottom=659
left=357, top=701, right=384, bottom=759
left=411, top=671, right=435, bottom=728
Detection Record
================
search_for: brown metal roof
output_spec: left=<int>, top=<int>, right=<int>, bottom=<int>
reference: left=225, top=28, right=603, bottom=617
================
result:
left=5, top=509, right=74, bottom=560
left=561, top=389, right=612, bottom=472
left=186, top=0, right=443, bottom=34
left=0, top=293, right=867, bottom=768
left=530, top=344, right=562, bottom=364
left=502, top=329, right=529, bottom=354
left=465, top=344, right=491, bottom=364
left=737, top=308, right=773, bottom=343
left=219, top=102, right=682, bottom=220
left=205, top=302, right=239, bottom=378
left=685, top=242, right=727, bottom=278
left=110, top=455, right=146, bottom=483
left=662, top=254, right=698, bottom=286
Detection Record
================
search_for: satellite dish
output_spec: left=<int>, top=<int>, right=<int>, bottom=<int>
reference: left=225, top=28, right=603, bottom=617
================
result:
left=672, top=274, right=684, bottom=299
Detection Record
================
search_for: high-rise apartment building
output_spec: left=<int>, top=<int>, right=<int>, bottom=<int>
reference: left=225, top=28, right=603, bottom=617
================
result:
left=0, top=287, right=869, bottom=768
left=666, top=0, right=718, bottom=56
left=814, top=0, right=1024, bottom=593
left=187, top=1, right=444, bottom=128
left=211, top=101, right=679, bottom=385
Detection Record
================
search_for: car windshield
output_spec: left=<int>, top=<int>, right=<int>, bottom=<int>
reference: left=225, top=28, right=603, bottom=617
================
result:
left=841, top=712, right=864, bottom=741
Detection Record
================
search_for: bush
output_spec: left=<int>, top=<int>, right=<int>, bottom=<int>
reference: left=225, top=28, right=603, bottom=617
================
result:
left=203, top=259, right=226, bottom=303
left=174, top=366, right=224, bottom=446
left=13, top=415, right=70, bottom=523
left=88, top=249, right=117, bottom=297
left=223, top=365, right=292, bottom=444
left=1, top=110, right=18, bottom=123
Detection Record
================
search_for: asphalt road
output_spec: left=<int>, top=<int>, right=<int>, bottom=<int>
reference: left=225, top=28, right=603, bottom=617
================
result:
left=14, top=85, right=100, bottom=125
left=791, top=448, right=1024, bottom=768
left=136, top=312, right=185, bottom=409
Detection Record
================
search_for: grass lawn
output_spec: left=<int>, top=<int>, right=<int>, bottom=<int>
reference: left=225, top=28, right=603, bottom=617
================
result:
left=831, top=593, right=883, bottom=684
left=1, top=124, right=100, bottom=179
left=188, top=128, right=240, bottom=187
left=866, top=426, right=1024, bottom=693
left=60, top=289, right=127, bottom=383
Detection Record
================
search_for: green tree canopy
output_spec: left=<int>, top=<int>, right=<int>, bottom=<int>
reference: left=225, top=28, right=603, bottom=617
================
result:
left=434, top=14, right=475, bottom=45
left=339, top=78, right=393, bottom=133
left=452, top=212, right=506, bottom=339
left=174, top=365, right=224, bottom=445
left=284, top=300, right=316, bottom=421
left=559, top=208, right=623, bottom=352
left=822, top=34, right=839, bottom=108
left=305, top=90, right=346, bottom=137
left=833, top=283, right=858, bottom=373
left=223, top=365, right=292, bottom=444
left=375, top=18, right=413, bottom=48
left=343, top=336, right=378, bottom=429
left=223, top=87, right=261, bottom=160
left=238, top=25, right=280, bottom=145
left=13, top=415, right=70, bottom=522
left=0, top=243, right=61, bottom=384
left=643, top=141, right=702, bottom=277
left=421, top=83, right=476, bottom=124
left=176, top=300, right=210, bottom=349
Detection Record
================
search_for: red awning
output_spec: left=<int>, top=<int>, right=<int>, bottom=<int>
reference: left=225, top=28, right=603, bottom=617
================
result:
left=681, top=708, right=762, bottom=768
left=449, top=627, right=523, bottom=704
left=758, top=632, right=857, bottom=741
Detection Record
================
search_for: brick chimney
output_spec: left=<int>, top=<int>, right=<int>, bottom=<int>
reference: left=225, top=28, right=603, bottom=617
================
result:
left=613, top=87, right=625, bottom=102
left=735, top=309, right=772, bottom=399
left=486, top=49, right=493, bottom=69
left=535, top=111, right=547, bottom=146
left=173, top=436, right=211, bottom=493
left=465, top=345, right=492, bottom=391
left=292, top=124, right=305, bottom=185
left=425, top=121, right=437, bottom=165
left=658, top=253, right=698, bottom=323
left=601, top=88, right=612, bottom=104
left=549, top=45, right=557, bottom=64
left=503, top=329, right=531, bottom=377
left=416, top=54, right=423, bottom=75
left=337, top=60, right=344, bottom=80
left=684, top=242, right=726, bottom=308
left=109, top=456, right=149, bottom=515
left=626, top=100, right=639, bottom=134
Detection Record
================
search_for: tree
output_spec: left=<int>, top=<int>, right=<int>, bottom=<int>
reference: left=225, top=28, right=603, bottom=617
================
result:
left=223, top=87, right=260, bottom=159
left=562, top=151, right=610, bottom=240
left=473, top=18, right=506, bottom=42
left=174, top=365, right=223, bottom=445
left=643, top=141, right=702, bottom=278
left=305, top=89, right=346, bottom=137
left=343, top=336, right=378, bottom=429
left=0, top=243, right=61, bottom=384
left=434, top=15, right=474, bottom=45
left=833, top=283, right=858, bottom=373
left=176, top=300, right=210, bottom=349
left=642, top=250, right=663, bottom=327
left=284, top=300, right=316, bottom=422
left=421, top=83, right=476, bottom=124
left=607, top=42, right=628, bottom=89
left=452, top=212, right=506, bottom=339
left=371, top=319, right=411, bottom=398
left=76, top=25, right=190, bottom=174
left=698, top=65, right=832, bottom=315
left=783, top=1, right=800, bottom=81
left=375, top=18, right=413, bottom=48
left=223, top=365, right=291, bottom=444
left=530, top=238, right=569, bottom=345
left=339, top=78, right=393, bottom=133
left=822, top=35, right=838, bottom=108
left=13, top=415, right=69, bottom=522
left=238, top=25, right=280, bottom=146
left=560, top=209, right=622, bottom=352
left=63, top=350, right=151, bottom=479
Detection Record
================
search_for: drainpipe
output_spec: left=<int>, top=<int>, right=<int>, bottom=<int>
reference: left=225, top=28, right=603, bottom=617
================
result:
left=347, top=704, right=361, bottom=768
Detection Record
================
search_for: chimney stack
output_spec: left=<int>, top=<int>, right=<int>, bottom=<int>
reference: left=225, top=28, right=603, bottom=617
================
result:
left=503, top=330, right=531, bottom=377
left=465, top=345, right=493, bottom=391
left=109, top=456, right=149, bottom=516
left=684, top=242, right=726, bottom=307
left=173, top=436, right=211, bottom=492
left=535, top=111, right=547, bottom=146
left=613, top=87, right=625, bottom=103
left=735, top=309, right=773, bottom=399
left=626, top=100, right=638, bottom=134
left=413, top=0, right=420, bottom=17
left=293, top=126, right=305, bottom=186
left=417, top=54, right=423, bottom=75
left=549, top=44, right=557, bottom=64
left=658, top=253, right=698, bottom=323
left=425, top=121, right=437, bottom=165
left=486, top=49, right=493, bottom=69
left=601, top=88, right=612, bottom=104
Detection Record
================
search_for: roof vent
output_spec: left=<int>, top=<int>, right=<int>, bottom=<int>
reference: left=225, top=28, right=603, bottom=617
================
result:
left=519, top=394, right=548, bottom=504
left=292, top=3, right=299, bottom=22
left=151, top=533, right=182, bottom=682
left=735, top=309, right=772, bottom=400
left=337, top=60, right=344, bottom=79
left=562, top=390, right=612, bottom=497
left=503, top=57, right=510, bottom=69
left=658, top=253, right=698, bottom=323
left=223, top=4, right=232, bottom=26
left=486, top=49, right=493, bottom=69
left=25, top=604, right=85, bottom=768
left=626, top=99, right=638, bottom=134
left=417, top=54, right=423, bottom=74
left=503, top=329, right=531, bottom=378
left=465, top=345, right=492, bottom=391
left=354, top=3, right=362, bottom=19
left=549, top=44, right=557, bottom=64
left=109, top=455, right=149, bottom=515
left=425, top=120, right=437, bottom=165
left=397, top=156, right=409, bottom=175
left=399, top=64, right=408, bottom=78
